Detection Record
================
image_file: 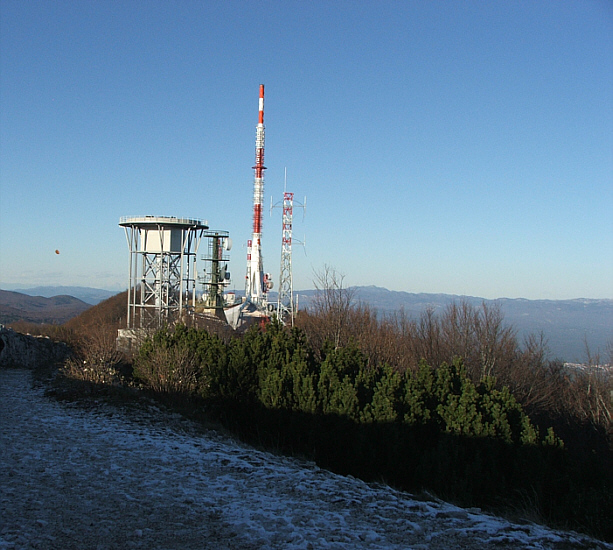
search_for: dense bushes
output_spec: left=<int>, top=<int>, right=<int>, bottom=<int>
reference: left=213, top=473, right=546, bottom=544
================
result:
left=132, top=320, right=612, bottom=540
left=296, top=284, right=612, bottom=455
left=135, top=322, right=544, bottom=444
left=45, top=270, right=610, bottom=540
left=137, top=322, right=547, bottom=438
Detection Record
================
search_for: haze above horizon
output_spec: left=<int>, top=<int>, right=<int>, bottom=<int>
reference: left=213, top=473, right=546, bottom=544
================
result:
left=1, top=1, right=611, bottom=300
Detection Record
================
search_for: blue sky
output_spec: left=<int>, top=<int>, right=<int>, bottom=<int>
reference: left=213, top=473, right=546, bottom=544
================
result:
left=1, top=0, right=612, bottom=299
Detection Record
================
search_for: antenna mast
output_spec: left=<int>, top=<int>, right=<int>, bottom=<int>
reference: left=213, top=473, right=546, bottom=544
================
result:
left=246, top=84, right=271, bottom=307
left=274, top=170, right=306, bottom=326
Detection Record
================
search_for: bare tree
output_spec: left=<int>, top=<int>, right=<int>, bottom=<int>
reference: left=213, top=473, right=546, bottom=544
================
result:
left=503, top=333, right=563, bottom=414
left=307, top=265, right=357, bottom=352
left=473, top=302, right=517, bottom=379
left=415, top=307, right=444, bottom=369
left=410, top=300, right=517, bottom=382
left=561, top=338, right=613, bottom=433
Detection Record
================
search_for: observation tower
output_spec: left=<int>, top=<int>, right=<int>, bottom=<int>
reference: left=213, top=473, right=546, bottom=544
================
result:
left=119, top=216, right=208, bottom=329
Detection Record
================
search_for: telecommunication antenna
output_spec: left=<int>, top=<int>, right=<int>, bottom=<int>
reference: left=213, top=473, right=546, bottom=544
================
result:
left=271, top=169, right=306, bottom=325
left=245, top=84, right=272, bottom=308
left=200, top=231, right=232, bottom=317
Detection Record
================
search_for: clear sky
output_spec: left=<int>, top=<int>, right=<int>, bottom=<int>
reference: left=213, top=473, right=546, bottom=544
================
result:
left=1, top=0, right=612, bottom=300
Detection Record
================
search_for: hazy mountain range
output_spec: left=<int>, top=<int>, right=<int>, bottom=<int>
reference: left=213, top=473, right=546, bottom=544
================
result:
left=292, top=286, right=612, bottom=363
left=0, top=290, right=91, bottom=325
left=1, top=285, right=611, bottom=363
left=5, top=286, right=118, bottom=305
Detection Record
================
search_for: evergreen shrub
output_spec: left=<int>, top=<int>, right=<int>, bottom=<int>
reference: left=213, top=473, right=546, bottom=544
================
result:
left=134, top=322, right=612, bottom=541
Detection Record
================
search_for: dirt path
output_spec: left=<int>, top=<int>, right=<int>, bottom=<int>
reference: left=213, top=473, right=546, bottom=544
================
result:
left=1, top=369, right=609, bottom=550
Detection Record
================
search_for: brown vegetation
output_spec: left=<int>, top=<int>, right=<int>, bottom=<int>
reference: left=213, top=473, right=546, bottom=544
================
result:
left=64, top=291, right=127, bottom=332
left=7, top=269, right=609, bottom=540
left=295, top=267, right=613, bottom=448
left=60, top=324, right=125, bottom=387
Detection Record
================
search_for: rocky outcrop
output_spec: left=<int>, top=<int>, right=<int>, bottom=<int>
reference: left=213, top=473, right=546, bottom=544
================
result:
left=0, top=325, right=69, bottom=369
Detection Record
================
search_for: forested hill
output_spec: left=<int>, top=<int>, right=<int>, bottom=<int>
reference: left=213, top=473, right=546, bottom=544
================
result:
left=10, top=286, right=117, bottom=305
left=0, top=290, right=91, bottom=325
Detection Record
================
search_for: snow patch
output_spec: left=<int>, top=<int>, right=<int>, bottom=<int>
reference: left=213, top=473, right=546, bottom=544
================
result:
left=1, top=369, right=610, bottom=549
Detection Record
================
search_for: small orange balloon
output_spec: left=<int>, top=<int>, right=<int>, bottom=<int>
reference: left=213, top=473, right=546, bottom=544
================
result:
left=55, top=250, right=60, bottom=255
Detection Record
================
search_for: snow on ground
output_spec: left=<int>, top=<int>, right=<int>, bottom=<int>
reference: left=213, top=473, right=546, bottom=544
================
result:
left=1, top=368, right=610, bottom=550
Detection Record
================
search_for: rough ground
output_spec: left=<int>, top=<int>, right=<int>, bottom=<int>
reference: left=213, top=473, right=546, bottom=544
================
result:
left=1, top=368, right=610, bottom=550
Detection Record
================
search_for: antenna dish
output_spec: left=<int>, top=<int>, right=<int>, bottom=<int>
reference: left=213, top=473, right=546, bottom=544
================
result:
left=224, top=237, right=233, bottom=251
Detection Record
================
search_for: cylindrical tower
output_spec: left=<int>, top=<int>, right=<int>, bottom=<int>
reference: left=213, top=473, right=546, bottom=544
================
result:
left=200, top=230, right=231, bottom=312
left=119, top=216, right=208, bottom=329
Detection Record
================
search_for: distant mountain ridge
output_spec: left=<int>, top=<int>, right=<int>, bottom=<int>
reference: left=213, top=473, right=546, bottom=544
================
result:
left=2, top=285, right=611, bottom=363
left=0, top=290, right=91, bottom=325
left=295, top=286, right=612, bottom=363
left=9, top=286, right=118, bottom=305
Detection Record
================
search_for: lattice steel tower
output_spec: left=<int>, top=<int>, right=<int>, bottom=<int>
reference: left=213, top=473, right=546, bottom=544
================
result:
left=276, top=190, right=305, bottom=325
left=119, top=216, right=208, bottom=329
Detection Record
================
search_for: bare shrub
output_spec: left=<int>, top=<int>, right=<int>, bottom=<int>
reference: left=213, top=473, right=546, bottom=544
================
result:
left=372, top=301, right=519, bottom=381
left=134, top=345, right=200, bottom=395
left=560, top=368, right=613, bottom=434
left=549, top=340, right=613, bottom=438
left=415, top=307, right=444, bottom=370
left=436, top=302, right=518, bottom=381
left=499, top=334, right=563, bottom=414
left=61, top=325, right=124, bottom=386
left=382, top=309, right=420, bottom=372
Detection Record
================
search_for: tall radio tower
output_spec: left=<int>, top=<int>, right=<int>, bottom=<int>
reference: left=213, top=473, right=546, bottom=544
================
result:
left=272, top=170, right=305, bottom=326
left=246, top=84, right=271, bottom=307
left=277, top=191, right=295, bottom=324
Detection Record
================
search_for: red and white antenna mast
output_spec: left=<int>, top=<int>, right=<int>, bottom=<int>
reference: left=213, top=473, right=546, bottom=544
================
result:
left=272, top=169, right=306, bottom=326
left=246, top=84, right=271, bottom=306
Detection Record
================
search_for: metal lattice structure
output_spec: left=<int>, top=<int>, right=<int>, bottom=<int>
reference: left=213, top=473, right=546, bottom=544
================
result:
left=274, top=190, right=305, bottom=326
left=200, top=230, right=231, bottom=312
left=120, top=216, right=208, bottom=329
left=277, top=192, right=295, bottom=323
